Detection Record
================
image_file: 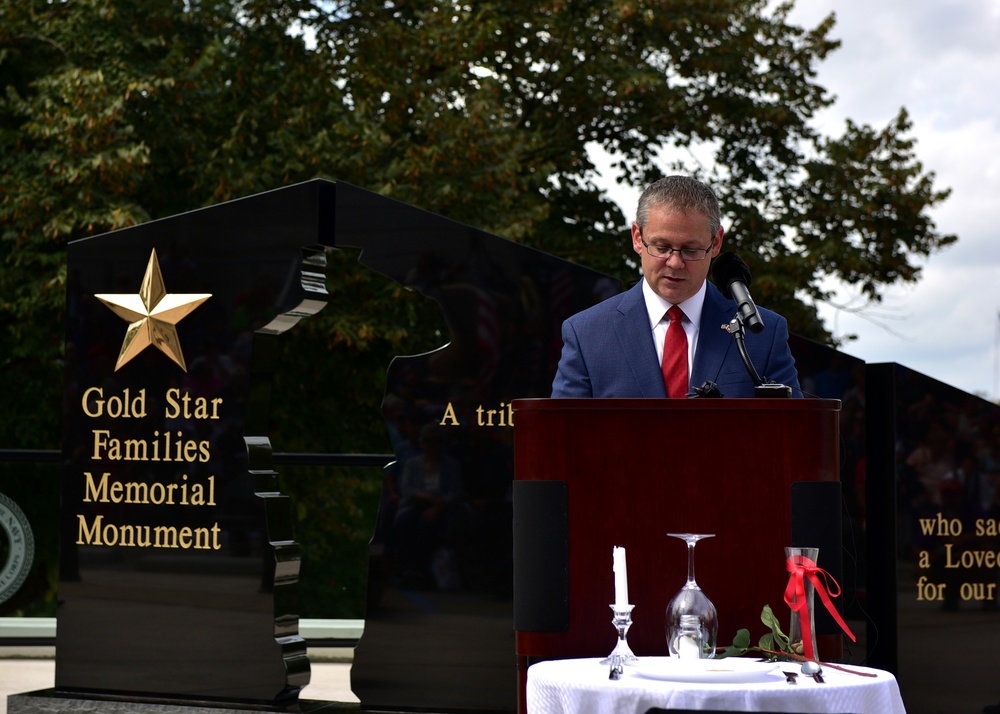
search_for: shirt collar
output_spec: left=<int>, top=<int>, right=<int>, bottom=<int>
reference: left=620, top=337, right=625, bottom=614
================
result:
left=641, top=278, right=707, bottom=329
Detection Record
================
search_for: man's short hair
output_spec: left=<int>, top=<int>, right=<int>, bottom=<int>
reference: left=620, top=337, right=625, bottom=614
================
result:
left=635, top=176, right=722, bottom=237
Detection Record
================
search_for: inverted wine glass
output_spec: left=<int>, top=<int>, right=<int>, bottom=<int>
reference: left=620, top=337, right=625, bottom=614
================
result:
left=665, top=533, right=718, bottom=659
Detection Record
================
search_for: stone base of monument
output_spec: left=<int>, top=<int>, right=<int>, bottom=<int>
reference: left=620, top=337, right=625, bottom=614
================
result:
left=6, top=691, right=362, bottom=714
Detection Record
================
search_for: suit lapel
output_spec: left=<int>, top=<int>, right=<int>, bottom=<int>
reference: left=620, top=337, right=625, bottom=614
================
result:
left=614, top=282, right=667, bottom=398
left=692, top=283, right=736, bottom=388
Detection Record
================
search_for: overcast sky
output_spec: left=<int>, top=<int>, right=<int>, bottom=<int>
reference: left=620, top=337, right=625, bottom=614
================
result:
left=788, top=0, right=1000, bottom=400
left=603, top=1, right=1000, bottom=399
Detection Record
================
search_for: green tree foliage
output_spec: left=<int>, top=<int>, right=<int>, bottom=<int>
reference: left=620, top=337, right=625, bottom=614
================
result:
left=0, top=0, right=956, bottom=620
left=2, top=0, right=955, bottom=446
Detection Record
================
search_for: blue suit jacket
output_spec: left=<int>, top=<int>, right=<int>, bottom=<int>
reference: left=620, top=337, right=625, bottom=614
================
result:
left=551, top=281, right=800, bottom=398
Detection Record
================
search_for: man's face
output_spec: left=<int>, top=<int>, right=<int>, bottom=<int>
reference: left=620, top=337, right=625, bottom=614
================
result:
left=631, top=205, right=723, bottom=304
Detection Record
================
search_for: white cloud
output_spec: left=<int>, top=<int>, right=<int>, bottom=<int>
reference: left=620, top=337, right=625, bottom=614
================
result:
left=782, top=1, right=1000, bottom=397
left=595, top=2, right=1000, bottom=396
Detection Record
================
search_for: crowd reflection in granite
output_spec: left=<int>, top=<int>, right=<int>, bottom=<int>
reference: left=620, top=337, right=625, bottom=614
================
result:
left=361, top=255, right=614, bottom=607
left=792, top=335, right=1000, bottom=616
left=895, top=372, right=1000, bottom=612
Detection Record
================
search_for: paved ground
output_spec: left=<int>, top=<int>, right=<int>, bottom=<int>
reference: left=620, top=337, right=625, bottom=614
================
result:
left=0, top=658, right=358, bottom=714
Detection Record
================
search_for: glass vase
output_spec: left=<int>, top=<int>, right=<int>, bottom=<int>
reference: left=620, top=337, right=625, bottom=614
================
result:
left=785, top=546, right=819, bottom=660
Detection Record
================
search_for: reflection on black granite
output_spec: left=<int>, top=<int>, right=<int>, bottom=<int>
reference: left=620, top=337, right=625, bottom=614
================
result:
left=789, top=334, right=868, bottom=634
left=57, top=180, right=616, bottom=712
left=59, top=185, right=332, bottom=703
left=793, top=333, right=1000, bottom=714
left=33, top=178, right=1000, bottom=713
left=330, top=183, right=618, bottom=712
left=880, top=365, right=1000, bottom=713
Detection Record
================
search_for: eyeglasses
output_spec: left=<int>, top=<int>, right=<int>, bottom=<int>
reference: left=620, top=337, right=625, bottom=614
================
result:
left=639, top=234, right=713, bottom=262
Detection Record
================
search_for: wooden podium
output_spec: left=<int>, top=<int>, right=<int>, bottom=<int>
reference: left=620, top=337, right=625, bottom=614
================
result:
left=511, top=398, right=841, bottom=710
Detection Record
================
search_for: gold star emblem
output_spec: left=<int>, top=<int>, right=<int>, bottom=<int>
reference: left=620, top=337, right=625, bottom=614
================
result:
left=96, top=248, right=211, bottom=372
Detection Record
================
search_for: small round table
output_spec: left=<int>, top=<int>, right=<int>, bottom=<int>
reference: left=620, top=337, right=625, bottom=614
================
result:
left=526, top=657, right=907, bottom=714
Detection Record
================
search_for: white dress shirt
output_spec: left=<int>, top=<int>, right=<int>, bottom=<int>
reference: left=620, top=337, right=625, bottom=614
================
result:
left=641, top=278, right=707, bottom=375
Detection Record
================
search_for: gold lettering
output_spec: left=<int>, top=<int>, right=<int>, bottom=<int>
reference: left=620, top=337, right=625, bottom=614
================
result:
left=943, top=546, right=1000, bottom=569
left=976, top=518, right=1000, bottom=537
left=164, top=388, right=181, bottom=419
left=82, top=387, right=103, bottom=417
left=472, top=403, right=515, bottom=428
left=961, top=582, right=997, bottom=601
left=917, top=575, right=946, bottom=601
left=117, top=524, right=152, bottom=547
left=188, top=478, right=206, bottom=506
left=83, top=473, right=217, bottom=506
left=183, top=440, right=200, bottom=462
left=165, top=388, right=223, bottom=420
left=123, top=438, right=147, bottom=461
left=195, top=524, right=220, bottom=549
left=77, top=513, right=101, bottom=543
left=81, top=387, right=147, bottom=418
left=125, top=481, right=149, bottom=504
left=91, top=430, right=111, bottom=460
left=102, top=521, right=119, bottom=546
left=75, top=514, right=220, bottom=550
left=155, top=526, right=178, bottom=548
left=945, top=543, right=958, bottom=568
left=89, top=431, right=210, bottom=463
left=149, top=482, right=166, bottom=504
left=440, top=402, right=460, bottom=426
left=83, top=472, right=110, bottom=502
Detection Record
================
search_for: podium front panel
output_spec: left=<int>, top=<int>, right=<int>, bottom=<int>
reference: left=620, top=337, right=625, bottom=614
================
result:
left=512, top=398, right=840, bottom=660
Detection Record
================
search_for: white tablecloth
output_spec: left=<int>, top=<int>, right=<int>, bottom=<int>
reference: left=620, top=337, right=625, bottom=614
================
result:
left=526, top=657, right=907, bottom=714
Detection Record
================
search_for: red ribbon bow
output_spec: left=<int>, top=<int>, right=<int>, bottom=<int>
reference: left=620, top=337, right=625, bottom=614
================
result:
left=784, top=554, right=856, bottom=660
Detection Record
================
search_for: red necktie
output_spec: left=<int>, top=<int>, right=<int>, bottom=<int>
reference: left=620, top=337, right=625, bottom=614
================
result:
left=661, top=306, right=688, bottom=398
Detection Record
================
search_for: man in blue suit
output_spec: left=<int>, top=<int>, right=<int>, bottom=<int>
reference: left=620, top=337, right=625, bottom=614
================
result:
left=552, top=176, right=800, bottom=398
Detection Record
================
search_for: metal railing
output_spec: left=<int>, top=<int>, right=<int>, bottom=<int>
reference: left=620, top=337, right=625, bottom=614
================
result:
left=0, top=449, right=394, bottom=468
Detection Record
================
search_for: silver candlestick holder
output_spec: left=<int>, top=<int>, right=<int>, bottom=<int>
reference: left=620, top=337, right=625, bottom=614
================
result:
left=600, top=604, right=637, bottom=667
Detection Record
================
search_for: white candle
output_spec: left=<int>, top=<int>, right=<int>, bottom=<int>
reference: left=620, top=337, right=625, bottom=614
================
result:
left=613, top=546, right=629, bottom=607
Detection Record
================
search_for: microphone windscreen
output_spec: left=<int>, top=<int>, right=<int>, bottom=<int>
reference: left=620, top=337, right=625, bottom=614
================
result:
left=711, top=251, right=752, bottom=299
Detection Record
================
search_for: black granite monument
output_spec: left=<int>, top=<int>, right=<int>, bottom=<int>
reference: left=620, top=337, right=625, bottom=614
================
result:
left=8, top=178, right=1000, bottom=714
left=55, top=185, right=333, bottom=704
left=11, top=180, right=614, bottom=714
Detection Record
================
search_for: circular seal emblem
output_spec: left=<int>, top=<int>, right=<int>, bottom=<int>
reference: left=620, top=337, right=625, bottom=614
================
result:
left=0, top=492, right=35, bottom=604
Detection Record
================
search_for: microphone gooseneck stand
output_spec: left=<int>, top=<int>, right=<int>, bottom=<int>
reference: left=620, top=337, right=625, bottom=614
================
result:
left=723, top=314, right=792, bottom=398
left=725, top=316, right=763, bottom=387
left=711, top=251, right=793, bottom=398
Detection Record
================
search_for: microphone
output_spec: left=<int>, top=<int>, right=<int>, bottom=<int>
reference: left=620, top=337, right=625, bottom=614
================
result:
left=712, top=251, right=764, bottom=334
